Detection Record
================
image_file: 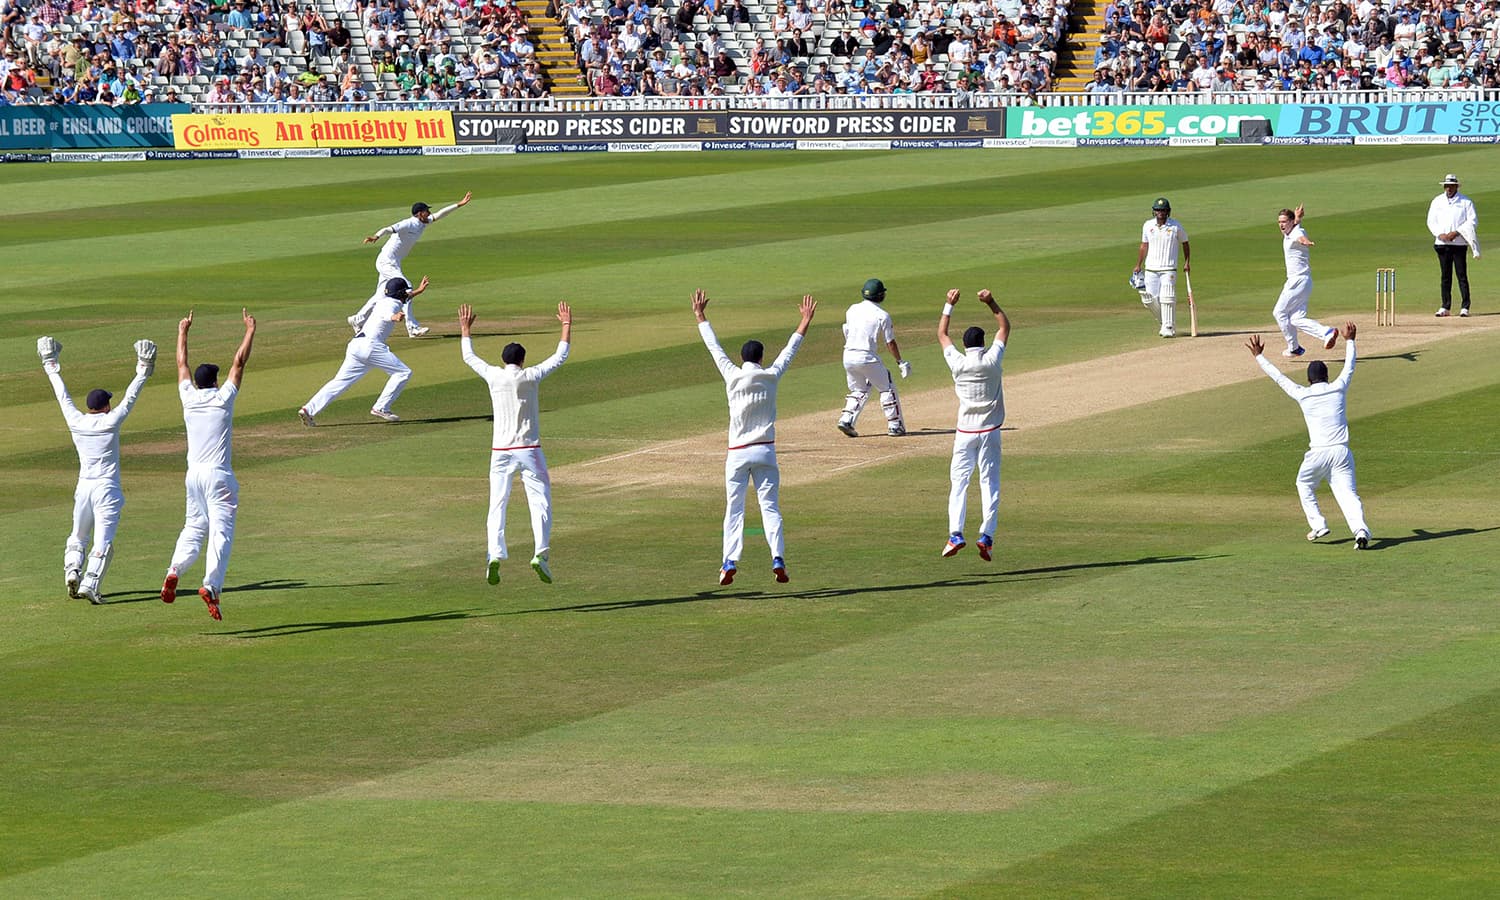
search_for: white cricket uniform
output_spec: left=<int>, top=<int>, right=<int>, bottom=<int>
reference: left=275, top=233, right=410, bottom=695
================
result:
left=700, top=320, right=803, bottom=564
left=1141, top=216, right=1188, bottom=335
left=305, top=295, right=412, bottom=417
left=169, top=379, right=241, bottom=597
left=1273, top=224, right=1335, bottom=352
left=944, top=337, right=1005, bottom=539
left=46, top=368, right=148, bottom=594
left=350, top=203, right=459, bottom=333
left=840, top=300, right=903, bottom=431
left=461, top=336, right=569, bottom=564
left=1255, top=339, right=1369, bottom=537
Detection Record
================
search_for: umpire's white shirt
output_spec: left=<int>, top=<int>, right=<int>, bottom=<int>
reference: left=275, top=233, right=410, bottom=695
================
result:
left=943, top=339, right=1006, bottom=432
left=1427, top=191, right=1478, bottom=248
left=180, top=381, right=238, bottom=469
left=699, top=321, right=802, bottom=447
left=49, top=369, right=147, bottom=481
left=1255, top=339, right=1355, bottom=448
left=842, top=300, right=894, bottom=359
left=461, top=337, right=570, bottom=448
left=1141, top=217, right=1188, bottom=270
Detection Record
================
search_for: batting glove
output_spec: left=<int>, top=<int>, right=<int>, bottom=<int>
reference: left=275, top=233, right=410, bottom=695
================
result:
left=898, top=360, right=912, bottom=379
left=37, top=336, right=62, bottom=373
left=134, top=339, right=157, bottom=377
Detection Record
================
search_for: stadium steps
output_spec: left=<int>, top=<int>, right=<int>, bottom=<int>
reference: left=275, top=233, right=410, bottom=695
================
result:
left=521, top=0, right=589, bottom=95
left=1054, top=0, right=1105, bottom=91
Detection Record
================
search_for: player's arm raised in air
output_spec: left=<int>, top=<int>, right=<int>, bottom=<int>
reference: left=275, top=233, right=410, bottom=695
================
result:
left=532, top=302, right=573, bottom=379
left=227, top=308, right=256, bottom=388
left=1333, top=322, right=1356, bottom=388
left=692, top=289, right=737, bottom=380
left=458, top=303, right=491, bottom=377
left=1246, top=333, right=1303, bottom=399
left=979, top=289, right=1010, bottom=345
left=176, top=310, right=194, bottom=384
left=937, top=288, right=959, bottom=350
left=429, top=191, right=473, bottom=222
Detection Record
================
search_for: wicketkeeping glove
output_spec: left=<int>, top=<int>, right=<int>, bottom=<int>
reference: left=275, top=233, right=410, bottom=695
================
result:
left=898, top=360, right=912, bottom=379
left=134, top=339, right=157, bottom=377
left=37, top=336, right=62, bottom=373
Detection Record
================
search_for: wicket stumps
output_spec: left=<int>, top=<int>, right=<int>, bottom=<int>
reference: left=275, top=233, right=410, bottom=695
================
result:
left=1376, top=267, right=1397, bottom=326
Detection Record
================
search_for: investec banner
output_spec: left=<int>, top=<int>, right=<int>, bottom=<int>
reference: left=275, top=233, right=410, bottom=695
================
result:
left=1007, top=104, right=1277, bottom=140
left=0, top=104, right=188, bottom=150
left=454, top=109, right=1004, bottom=144
left=172, top=111, right=454, bottom=149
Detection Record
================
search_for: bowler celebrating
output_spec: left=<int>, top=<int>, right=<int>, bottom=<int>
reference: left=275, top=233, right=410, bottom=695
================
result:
left=458, top=300, right=572, bottom=586
left=349, top=191, right=471, bottom=338
left=936, top=288, right=1010, bottom=561
left=38, top=335, right=156, bottom=603
left=1247, top=322, right=1370, bottom=549
left=694, top=289, right=817, bottom=585
left=162, top=308, right=257, bottom=620
left=1273, top=205, right=1338, bottom=357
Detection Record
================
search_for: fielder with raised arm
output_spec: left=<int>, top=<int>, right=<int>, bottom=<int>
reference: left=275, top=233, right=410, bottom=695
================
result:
left=458, top=301, right=572, bottom=586
left=349, top=191, right=471, bottom=338
left=302, top=277, right=428, bottom=425
left=1273, top=205, right=1338, bottom=358
left=695, top=289, right=817, bottom=586
left=836, top=277, right=910, bottom=438
left=162, top=308, right=256, bottom=621
left=1247, top=322, right=1370, bottom=549
left=937, top=288, right=1010, bottom=561
left=37, top=335, right=156, bottom=603
left=1132, top=196, right=1190, bottom=338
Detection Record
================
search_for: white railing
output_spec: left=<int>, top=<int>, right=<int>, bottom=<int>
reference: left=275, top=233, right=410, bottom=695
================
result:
left=190, top=86, right=1500, bottom=114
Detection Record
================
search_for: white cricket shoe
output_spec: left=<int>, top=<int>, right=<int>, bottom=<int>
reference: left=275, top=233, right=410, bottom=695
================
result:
left=1435, top=308, right=1450, bottom=317
left=531, top=554, right=552, bottom=584
left=1459, top=308, right=1470, bottom=317
left=298, top=407, right=316, bottom=427
left=408, top=326, right=430, bottom=337
left=1306, top=527, right=1331, bottom=541
left=1282, top=347, right=1306, bottom=358
left=1160, top=328, right=1175, bottom=338
left=79, top=584, right=104, bottom=605
left=837, top=418, right=857, bottom=438
left=65, top=568, right=82, bottom=599
left=370, top=408, right=400, bottom=422
left=1354, top=530, right=1370, bottom=550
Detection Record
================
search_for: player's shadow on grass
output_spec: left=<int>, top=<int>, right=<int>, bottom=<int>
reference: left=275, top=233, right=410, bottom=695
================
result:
left=219, top=608, right=495, bottom=638
left=103, top=579, right=390, bottom=604
left=314, top=414, right=492, bottom=428
left=1362, top=351, right=1422, bottom=362
left=1337, top=526, right=1499, bottom=551
left=507, top=557, right=1214, bottom=613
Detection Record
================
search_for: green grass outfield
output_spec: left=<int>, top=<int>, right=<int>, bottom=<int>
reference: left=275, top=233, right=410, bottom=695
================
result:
left=2, top=146, right=1498, bottom=897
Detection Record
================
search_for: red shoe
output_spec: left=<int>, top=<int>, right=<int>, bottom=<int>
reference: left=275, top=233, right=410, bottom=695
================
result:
left=772, top=557, right=789, bottom=583
left=942, top=534, right=965, bottom=558
left=199, top=586, right=222, bottom=621
left=161, top=571, right=178, bottom=604
left=977, top=536, right=993, bottom=562
left=1324, top=330, right=1338, bottom=350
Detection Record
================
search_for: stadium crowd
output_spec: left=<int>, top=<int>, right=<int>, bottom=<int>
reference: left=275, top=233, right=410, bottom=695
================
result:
left=1086, top=0, right=1500, bottom=92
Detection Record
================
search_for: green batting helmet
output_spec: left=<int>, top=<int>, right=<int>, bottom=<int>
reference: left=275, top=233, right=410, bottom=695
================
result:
left=862, top=278, right=887, bottom=302
left=1152, top=197, right=1171, bottom=212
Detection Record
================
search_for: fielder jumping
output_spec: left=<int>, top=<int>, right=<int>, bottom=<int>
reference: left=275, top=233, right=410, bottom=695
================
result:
left=937, top=288, right=1010, bottom=561
left=1132, top=196, right=1190, bottom=338
left=302, top=277, right=428, bottom=425
left=836, top=278, right=910, bottom=438
left=694, top=289, right=817, bottom=586
left=1247, top=322, right=1370, bottom=549
left=458, top=301, right=572, bottom=586
left=1273, top=205, right=1338, bottom=358
left=349, top=191, right=471, bottom=338
left=38, top=336, right=156, bottom=603
left=162, top=308, right=257, bottom=620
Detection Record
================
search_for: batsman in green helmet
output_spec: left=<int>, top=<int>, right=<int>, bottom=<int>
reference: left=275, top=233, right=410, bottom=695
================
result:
left=1133, top=197, right=1191, bottom=338
left=836, top=278, right=910, bottom=438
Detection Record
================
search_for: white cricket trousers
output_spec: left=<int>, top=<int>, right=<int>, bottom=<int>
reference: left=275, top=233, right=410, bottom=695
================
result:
left=949, top=427, right=1001, bottom=538
left=170, top=465, right=239, bottom=595
left=489, top=447, right=552, bottom=562
left=841, top=351, right=903, bottom=428
left=1145, top=269, right=1177, bottom=334
left=1296, top=444, right=1368, bottom=536
left=723, top=442, right=784, bottom=564
left=1273, top=275, right=1333, bottom=351
left=353, top=267, right=422, bottom=332
left=303, top=337, right=410, bottom=417
left=67, top=476, right=124, bottom=573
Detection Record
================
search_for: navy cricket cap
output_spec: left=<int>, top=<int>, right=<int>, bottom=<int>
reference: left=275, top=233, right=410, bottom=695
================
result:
left=194, top=363, right=219, bottom=388
left=411, top=201, right=431, bottom=215
left=86, top=388, right=112, bottom=410
left=385, top=277, right=411, bottom=299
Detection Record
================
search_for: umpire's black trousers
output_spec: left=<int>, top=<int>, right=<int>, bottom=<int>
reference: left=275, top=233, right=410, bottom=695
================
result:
left=1434, top=243, right=1471, bottom=311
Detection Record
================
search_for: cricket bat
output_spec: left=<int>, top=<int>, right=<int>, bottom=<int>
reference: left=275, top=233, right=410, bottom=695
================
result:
left=1186, top=271, right=1198, bottom=337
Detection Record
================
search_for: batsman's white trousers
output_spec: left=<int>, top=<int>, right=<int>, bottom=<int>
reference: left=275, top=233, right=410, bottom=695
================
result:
left=1144, top=269, right=1177, bottom=303
left=723, top=442, right=784, bottom=564
left=353, top=266, right=423, bottom=332
left=1273, top=275, right=1333, bottom=351
left=303, top=337, right=410, bottom=417
left=1296, top=444, right=1368, bottom=536
left=488, top=447, right=551, bottom=561
left=67, top=476, right=124, bottom=572
left=843, top=352, right=896, bottom=397
left=949, top=427, right=1001, bottom=538
left=170, top=465, right=239, bottom=595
